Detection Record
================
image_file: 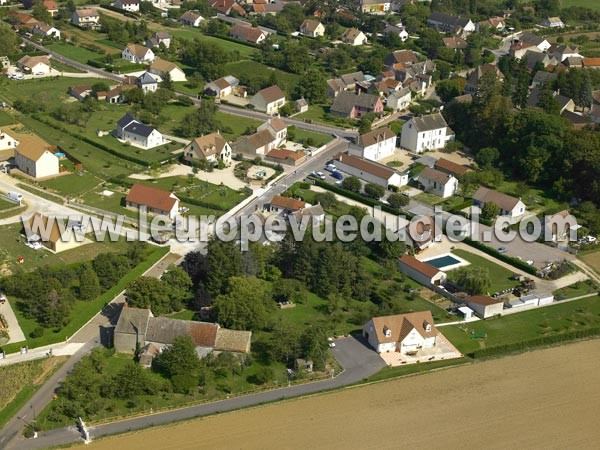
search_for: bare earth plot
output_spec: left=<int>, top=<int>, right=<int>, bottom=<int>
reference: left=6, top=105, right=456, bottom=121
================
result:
left=81, top=339, right=600, bottom=450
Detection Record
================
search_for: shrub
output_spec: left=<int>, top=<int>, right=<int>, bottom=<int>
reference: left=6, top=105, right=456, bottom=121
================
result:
left=30, top=327, right=45, bottom=339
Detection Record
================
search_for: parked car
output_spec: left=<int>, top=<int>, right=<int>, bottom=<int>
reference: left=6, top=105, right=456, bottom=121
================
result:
left=498, top=247, right=507, bottom=253
left=315, top=171, right=326, bottom=180
left=0, top=292, right=6, bottom=304
left=325, top=163, right=336, bottom=172
left=34, top=71, right=45, bottom=76
left=331, top=171, right=343, bottom=180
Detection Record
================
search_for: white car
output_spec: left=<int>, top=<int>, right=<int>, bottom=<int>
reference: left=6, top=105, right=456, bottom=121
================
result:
left=328, top=342, right=336, bottom=348
left=34, top=71, right=45, bottom=76
left=13, top=73, right=24, bottom=80
left=315, top=171, right=326, bottom=180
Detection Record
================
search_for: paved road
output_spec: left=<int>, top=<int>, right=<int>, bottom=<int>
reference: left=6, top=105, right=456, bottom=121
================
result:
left=7, top=336, right=386, bottom=450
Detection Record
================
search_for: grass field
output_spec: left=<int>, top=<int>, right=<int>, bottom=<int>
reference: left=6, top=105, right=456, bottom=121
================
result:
left=224, top=60, right=301, bottom=96
left=449, top=249, right=520, bottom=294
left=292, top=128, right=332, bottom=147
left=47, top=42, right=116, bottom=64
left=168, top=30, right=258, bottom=59
left=39, top=171, right=103, bottom=198
left=50, top=59, right=86, bottom=74
left=0, top=77, right=108, bottom=104
left=0, top=357, right=66, bottom=428
left=553, top=279, right=599, bottom=300
left=0, top=110, right=15, bottom=126
left=561, top=0, right=600, bottom=11
left=77, top=339, right=600, bottom=450
left=0, top=196, right=17, bottom=211
left=580, top=250, right=600, bottom=276
left=297, top=104, right=354, bottom=127
left=442, top=295, right=600, bottom=355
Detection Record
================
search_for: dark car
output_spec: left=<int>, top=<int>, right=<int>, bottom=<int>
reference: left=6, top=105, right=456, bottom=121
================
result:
left=331, top=171, right=343, bottom=180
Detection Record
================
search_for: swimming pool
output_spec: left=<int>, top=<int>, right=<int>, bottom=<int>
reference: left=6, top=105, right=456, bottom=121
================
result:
left=422, top=253, right=470, bottom=271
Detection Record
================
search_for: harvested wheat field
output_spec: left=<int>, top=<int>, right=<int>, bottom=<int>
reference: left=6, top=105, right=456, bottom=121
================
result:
left=83, top=339, right=600, bottom=450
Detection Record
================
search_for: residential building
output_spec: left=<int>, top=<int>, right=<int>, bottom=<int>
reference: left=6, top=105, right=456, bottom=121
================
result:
left=14, top=137, right=59, bottom=179
left=386, top=88, right=412, bottom=111
left=268, top=195, right=306, bottom=214
left=530, top=71, right=557, bottom=88
left=341, top=28, right=367, bottom=46
left=333, top=152, right=407, bottom=188
left=17, top=55, right=51, bottom=74
left=125, top=184, right=180, bottom=219
left=477, top=16, right=506, bottom=32
left=148, top=58, right=187, bottom=82
left=400, top=113, right=454, bottom=153
left=326, top=71, right=365, bottom=98
left=114, top=0, right=140, bottom=12
left=398, top=255, right=447, bottom=287
left=360, top=0, right=390, bottom=14
left=404, top=216, right=442, bottom=252
left=465, top=296, right=504, bottom=318
left=251, top=85, right=285, bottom=114
left=122, top=44, right=155, bottom=64
left=465, top=64, right=505, bottom=93
left=210, top=0, right=246, bottom=16
left=383, top=49, right=419, bottom=67
left=472, top=186, right=525, bottom=218
left=330, top=91, right=383, bottom=119
left=114, top=306, right=251, bottom=360
left=363, top=311, right=438, bottom=354
left=257, top=117, right=287, bottom=147
left=233, top=129, right=279, bottom=156
left=527, top=88, right=575, bottom=114
left=0, top=57, right=9, bottom=70
left=442, top=36, right=468, bottom=50
left=351, top=127, right=396, bottom=161
left=116, top=113, right=163, bottom=149
left=179, top=10, right=204, bottom=27
left=136, top=72, right=158, bottom=93
left=299, top=19, right=325, bottom=37
left=368, top=78, right=401, bottom=97
left=146, top=31, right=171, bottom=49
left=43, top=0, right=59, bottom=16
left=512, top=32, right=551, bottom=55
left=24, top=212, right=85, bottom=253
left=68, top=85, right=93, bottom=101
left=548, top=44, right=580, bottom=62
left=183, top=131, right=232, bottom=167
left=583, top=58, right=600, bottom=69
left=230, top=24, right=267, bottom=44
left=32, top=23, right=60, bottom=39
left=204, top=75, right=240, bottom=98
left=418, top=167, right=458, bottom=198
left=71, top=8, right=100, bottom=28
left=427, top=11, right=475, bottom=36
left=434, top=157, right=470, bottom=177
left=265, top=148, right=306, bottom=166
left=296, top=98, right=308, bottom=113
left=383, top=23, right=408, bottom=42
left=0, top=129, right=19, bottom=151
left=540, top=17, right=564, bottom=28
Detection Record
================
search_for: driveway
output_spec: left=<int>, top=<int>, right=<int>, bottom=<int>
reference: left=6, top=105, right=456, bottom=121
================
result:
left=5, top=336, right=386, bottom=450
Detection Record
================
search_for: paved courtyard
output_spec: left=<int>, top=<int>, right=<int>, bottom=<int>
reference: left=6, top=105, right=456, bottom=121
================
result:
left=378, top=332, right=462, bottom=366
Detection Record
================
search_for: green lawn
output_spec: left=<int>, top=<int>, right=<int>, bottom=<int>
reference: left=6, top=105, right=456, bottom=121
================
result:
left=291, top=128, right=332, bottom=147
left=50, top=59, right=86, bottom=74
left=0, top=110, right=15, bottom=126
left=561, top=0, right=600, bottom=10
left=449, top=249, right=520, bottom=294
left=224, top=60, right=301, bottom=96
left=443, top=295, right=600, bottom=355
left=39, top=171, right=102, bottom=197
left=214, top=111, right=261, bottom=141
left=0, top=196, right=17, bottom=211
left=297, top=104, right=354, bottom=128
left=47, top=42, right=116, bottom=64
left=414, top=192, right=446, bottom=206
left=0, top=77, right=109, bottom=104
left=553, top=279, right=599, bottom=300
left=496, top=180, right=567, bottom=215
left=168, top=30, right=258, bottom=59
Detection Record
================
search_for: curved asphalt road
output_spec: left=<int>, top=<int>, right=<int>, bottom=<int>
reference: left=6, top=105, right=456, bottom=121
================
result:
left=7, top=336, right=385, bottom=450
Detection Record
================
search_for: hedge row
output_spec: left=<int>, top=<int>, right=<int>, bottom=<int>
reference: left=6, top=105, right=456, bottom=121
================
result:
left=100, top=4, right=141, bottom=19
left=469, top=326, right=600, bottom=359
left=462, top=236, right=538, bottom=276
left=32, top=115, right=178, bottom=167
left=310, top=177, right=413, bottom=218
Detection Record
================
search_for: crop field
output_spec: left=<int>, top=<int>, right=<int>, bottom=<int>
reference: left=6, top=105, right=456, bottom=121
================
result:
left=561, top=0, right=600, bottom=11
left=580, top=250, right=600, bottom=276
left=79, top=339, right=600, bottom=450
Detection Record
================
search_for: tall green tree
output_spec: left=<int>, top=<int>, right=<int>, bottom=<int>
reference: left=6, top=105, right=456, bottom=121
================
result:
left=213, top=276, right=273, bottom=331
left=78, top=265, right=101, bottom=301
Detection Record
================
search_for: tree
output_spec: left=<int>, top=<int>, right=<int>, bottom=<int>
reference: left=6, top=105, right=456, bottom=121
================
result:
left=0, top=24, right=21, bottom=58
left=91, top=82, right=109, bottom=93
left=357, top=116, right=373, bottom=135
left=160, top=72, right=173, bottom=91
left=453, top=266, right=491, bottom=295
left=78, top=265, right=101, bottom=301
left=474, top=147, right=499, bottom=169
left=342, top=175, right=361, bottom=192
left=364, top=182, right=385, bottom=199
left=161, top=265, right=193, bottom=311
left=269, top=320, right=301, bottom=364
left=313, top=192, right=337, bottom=209
left=301, top=325, right=329, bottom=370
left=387, top=193, right=409, bottom=209
left=481, top=201, right=500, bottom=220
left=32, top=0, right=52, bottom=23
left=125, top=277, right=172, bottom=315
left=153, top=335, right=200, bottom=378
left=435, top=78, right=467, bottom=102
left=178, top=99, right=218, bottom=137
left=213, top=276, right=273, bottom=331
left=295, top=69, right=326, bottom=104
left=205, top=239, right=242, bottom=296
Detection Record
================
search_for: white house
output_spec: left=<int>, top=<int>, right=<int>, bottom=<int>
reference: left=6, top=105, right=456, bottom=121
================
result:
left=125, top=184, right=180, bottom=220
left=233, top=129, right=279, bottom=157
left=465, top=296, right=504, bottom=319
left=114, top=0, right=139, bottom=12
left=257, top=117, right=287, bottom=148
left=472, top=186, right=526, bottom=218
left=351, top=127, right=396, bottom=161
left=71, top=8, right=100, bottom=28
left=146, top=32, right=171, bottom=49
left=17, top=55, right=51, bottom=75
left=251, top=85, right=286, bottom=115
left=299, top=19, right=325, bottom=38
left=136, top=72, right=158, bottom=93
left=418, top=167, right=458, bottom=198
left=400, top=113, right=454, bottom=153
left=148, top=58, right=187, bottom=82
left=183, top=131, right=232, bottom=167
left=204, top=75, right=239, bottom=98
left=32, top=23, right=60, bottom=39
left=116, top=114, right=163, bottom=149
left=122, top=44, right=155, bottom=64
left=341, top=28, right=368, bottom=46
left=360, top=0, right=390, bottom=14
left=540, top=17, right=564, bottom=28
left=179, top=10, right=204, bottom=27
left=334, top=152, right=407, bottom=188
left=14, top=145, right=59, bottom=179
left=383, top=24, right=409, bottom=42
left=427, top=12, right=475, bottom=36
left=386, top=88, right=412, bottom=111
left=0, top=130, right=19, bottom=151
left=398, top=255, right=447, bottom=287
left=363, top=311, right=438, bottom=354
left=230, top=24, right=267, bottom=44
left=268, top=195, right=306, bottom=215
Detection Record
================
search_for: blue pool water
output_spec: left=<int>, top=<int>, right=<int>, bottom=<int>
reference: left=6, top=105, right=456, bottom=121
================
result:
left=425, top=255, right=461, bottom=269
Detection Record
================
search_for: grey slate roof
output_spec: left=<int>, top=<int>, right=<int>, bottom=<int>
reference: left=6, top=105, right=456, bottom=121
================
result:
left=115, top=307, right=151, bottom=335
left=137, top=72, right=157, bottom=85
left=330, top=91, right=380, bottom=115
left=117, top=113, right=137, bottom=129
left=123, top=121, right=156, bottom=137
left=410, top=113, right=448, bottom=132
left=532, top=71, right=557, bottom=86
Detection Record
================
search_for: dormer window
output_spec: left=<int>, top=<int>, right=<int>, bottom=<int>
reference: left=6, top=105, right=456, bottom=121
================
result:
left=424, top=321, right=431, bottom=332
left=383, top=326, right=391, bottom=337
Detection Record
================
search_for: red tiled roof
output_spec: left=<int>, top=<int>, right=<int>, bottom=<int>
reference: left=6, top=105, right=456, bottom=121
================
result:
left=125, top=184, right=179, bottom=212
left=270, top=195, right=306, bottom=211
left=399, top=255, right=441, bottom=279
